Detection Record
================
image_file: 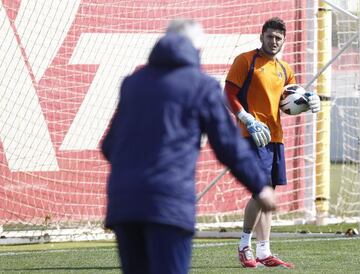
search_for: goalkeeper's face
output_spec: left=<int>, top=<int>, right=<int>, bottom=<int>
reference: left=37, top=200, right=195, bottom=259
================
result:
left=260, top=28, right=285, bottom=57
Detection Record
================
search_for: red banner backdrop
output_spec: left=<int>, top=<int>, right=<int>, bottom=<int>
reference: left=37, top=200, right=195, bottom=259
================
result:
left=0, top=0, right=307, bottom=224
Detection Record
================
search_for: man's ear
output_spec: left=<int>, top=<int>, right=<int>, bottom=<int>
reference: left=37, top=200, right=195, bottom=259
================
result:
left=260, top=33, right=264, bottom=43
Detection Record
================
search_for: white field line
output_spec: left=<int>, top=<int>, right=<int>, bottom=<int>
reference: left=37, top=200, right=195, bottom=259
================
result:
left=0, top=237, right=359, bottom=257
left=193, top=236, right=360, bottom=248
left=0, top=247, right=112, bottom=257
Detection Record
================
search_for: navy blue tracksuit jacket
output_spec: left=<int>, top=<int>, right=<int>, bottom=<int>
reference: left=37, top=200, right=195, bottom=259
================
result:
left=101, top=33, right=268, bottom=233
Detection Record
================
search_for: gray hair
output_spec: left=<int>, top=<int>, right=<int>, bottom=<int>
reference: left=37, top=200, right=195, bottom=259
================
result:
left=166, top=19, right=204, bottom=49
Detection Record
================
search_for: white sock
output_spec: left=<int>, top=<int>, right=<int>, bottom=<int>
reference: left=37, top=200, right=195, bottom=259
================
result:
left=256, top=240, right=271, bottom=259
left=239, top=232, right=252, bottom=250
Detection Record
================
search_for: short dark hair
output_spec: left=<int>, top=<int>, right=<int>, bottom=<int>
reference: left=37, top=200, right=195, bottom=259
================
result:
left=262, top=17, right=286, bottom=36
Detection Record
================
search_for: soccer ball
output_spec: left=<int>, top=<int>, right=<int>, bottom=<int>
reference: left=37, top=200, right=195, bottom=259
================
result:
left=280, top=84, right=309, bottom=115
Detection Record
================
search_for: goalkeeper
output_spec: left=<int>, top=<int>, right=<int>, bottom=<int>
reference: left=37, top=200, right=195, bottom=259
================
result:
left=102, top=19, right=276, bottom=274
left=225, top=17, right=320, bottom=268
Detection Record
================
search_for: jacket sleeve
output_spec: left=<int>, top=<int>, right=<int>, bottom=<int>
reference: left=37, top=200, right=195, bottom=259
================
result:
left=101, top=108, right=119, bottom=161
left=101, top=77, right=129, bottom=161
left=198, top=79, right=268, bottom=195
left=101, top=89, right=123, bottom=162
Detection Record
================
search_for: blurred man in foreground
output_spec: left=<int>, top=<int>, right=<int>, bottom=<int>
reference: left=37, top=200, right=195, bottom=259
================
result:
left=101, top=19, right=276, bottom=274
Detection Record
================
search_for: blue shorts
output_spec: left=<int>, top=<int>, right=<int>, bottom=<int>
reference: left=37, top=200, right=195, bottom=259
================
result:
left=245, top=138, right=287, bottom=187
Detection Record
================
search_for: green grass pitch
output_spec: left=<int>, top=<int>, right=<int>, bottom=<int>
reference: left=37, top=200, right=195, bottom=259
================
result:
left=1, top=236, right=359, bottom=273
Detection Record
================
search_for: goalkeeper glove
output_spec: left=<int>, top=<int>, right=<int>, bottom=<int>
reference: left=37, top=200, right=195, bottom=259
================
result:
left=237, top=109, right=271, bottom=147
left=305, top=92, right=321, bottom=113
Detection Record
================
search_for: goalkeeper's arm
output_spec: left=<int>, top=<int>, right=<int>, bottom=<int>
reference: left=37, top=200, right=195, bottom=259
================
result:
left=224, top=81, right=271, bottom=147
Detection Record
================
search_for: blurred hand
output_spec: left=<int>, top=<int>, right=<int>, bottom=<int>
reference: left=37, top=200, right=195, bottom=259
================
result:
left=255, top=186, right=276, bottom=212
left=305, top=92, right=321, bottom=113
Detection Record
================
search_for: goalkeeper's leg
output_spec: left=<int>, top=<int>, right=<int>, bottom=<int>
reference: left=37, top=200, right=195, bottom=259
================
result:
left=254, top=210, right=272, bottom=258
left=238, top=197, right=262, bottom=267
left=254, top=213, right=294, bottom=268
left=254, top=143, right=294, bottom=268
